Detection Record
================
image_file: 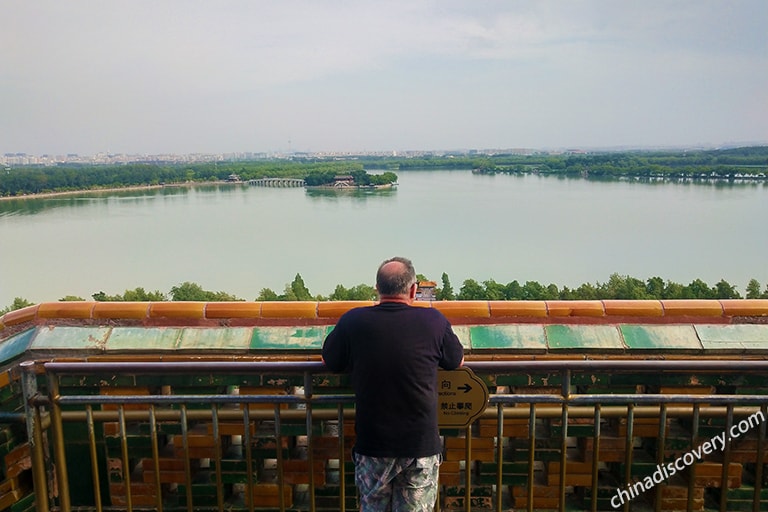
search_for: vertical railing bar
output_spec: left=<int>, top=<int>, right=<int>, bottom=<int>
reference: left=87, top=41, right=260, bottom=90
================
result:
left=687, top=404, right=699, bottom=512
left=338, top=403, right=347, bottom=512
left=149, top=405, right=163, bottom=512
left=20, top=362, right=50, bottom=512
left=86, top=405, right=103, bottom=512
left=212, top=405, right=224, bottom=512
left=465, top=425, right=472, bottom=512
left=305, top=371, right=316, bottom=512
left=753, top=404, right=767, bottom=512
left=181, top=405, right=193, bottom=512
left=559, top=369, right=571, bottom=512
left=720, top=405, right=734, bottom=512
left=655, top=403, right=668, bottom=512
left=623, top=404, right=634, bottom=512
left=274, top=402, right=285, bottom=512
left=527, top=403, right=536, bottom=512
left=590, top=404, right=601, bottom=512
left=495, top=403, right=504, bottom=512
left=47, top=371, right=71, bottom=512
left=118, top=405, right=133, bottom=512
left=243, top=406, right=255, bottom=512
left=33, top=404, right=51, bottom=512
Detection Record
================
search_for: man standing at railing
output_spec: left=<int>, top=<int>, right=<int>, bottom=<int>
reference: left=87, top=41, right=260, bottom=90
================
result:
left=322, top=256, right=465, bottom=512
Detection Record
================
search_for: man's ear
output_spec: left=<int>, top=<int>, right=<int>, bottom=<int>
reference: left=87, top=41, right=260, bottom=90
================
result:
left=409, top=282, right=418, bottom=299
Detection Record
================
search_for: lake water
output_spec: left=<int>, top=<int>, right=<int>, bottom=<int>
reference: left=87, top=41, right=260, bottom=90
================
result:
left=1, top=170, right=766, bottom=306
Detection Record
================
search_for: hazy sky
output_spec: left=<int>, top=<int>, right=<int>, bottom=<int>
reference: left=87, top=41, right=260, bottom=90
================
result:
left=2, top=1, right=767, bottom=156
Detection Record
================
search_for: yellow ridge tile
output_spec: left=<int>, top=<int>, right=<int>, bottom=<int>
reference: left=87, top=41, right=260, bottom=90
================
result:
left=37, top=301, right=95, bottom=319
left=719, top=299, right=768, bottom=317
left=0, top=305, right=39, bottom=326
left=260, top=301, right=318, bottom=319
left=432, top=301, right=490, bottom=318
left=661, top=300, right=724, bottom=317
left=489, top=300, right=547, bottom=317
left=148, top=302, right=206, bottom=319
left=205, top=302, right=262, bottom=319
left=92, top=302, right=150, bottom=319
left=546, top=300, right=605, bottom=317
left=603, top=300, right=664, bottom=317
left=317, top=301, right=374, bottom=318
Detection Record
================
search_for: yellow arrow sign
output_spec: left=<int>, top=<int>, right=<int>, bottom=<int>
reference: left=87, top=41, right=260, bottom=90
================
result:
left=437, top=367, right=489, bottom=428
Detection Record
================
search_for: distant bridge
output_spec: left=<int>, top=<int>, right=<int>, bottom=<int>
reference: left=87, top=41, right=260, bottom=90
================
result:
left=248, top=178, right=305, bottom=187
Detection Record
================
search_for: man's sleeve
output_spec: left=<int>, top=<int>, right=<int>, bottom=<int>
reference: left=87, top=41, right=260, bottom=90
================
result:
left=322, top=322, right=349, bottom=372
left=439, top=322, right=464, bottom=370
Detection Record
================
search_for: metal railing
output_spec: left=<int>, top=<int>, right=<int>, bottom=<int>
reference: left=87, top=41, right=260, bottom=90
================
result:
left=19, top=359, right=768, bottom=512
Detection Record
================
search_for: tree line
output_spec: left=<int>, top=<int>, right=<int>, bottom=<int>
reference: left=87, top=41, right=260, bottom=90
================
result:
left=0, top=161, right=365, bottom=197
left=3, top=273, right=767, bottom=315
left=2, top=146, right=766, bottom=197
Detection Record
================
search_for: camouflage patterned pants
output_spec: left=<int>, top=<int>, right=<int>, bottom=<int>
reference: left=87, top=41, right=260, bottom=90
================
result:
left=353, top=452, right=441, bottom=512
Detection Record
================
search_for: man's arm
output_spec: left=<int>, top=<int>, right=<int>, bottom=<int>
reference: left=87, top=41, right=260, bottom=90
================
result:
left=439, top=322, right=464, bottom=370
left=321, top=325, right=349, bottom=372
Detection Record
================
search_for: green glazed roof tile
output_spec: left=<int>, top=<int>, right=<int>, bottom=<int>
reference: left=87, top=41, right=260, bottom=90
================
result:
left=30, top=326, right=111, bottom=351
left=177, top=327, right=252, bottom=350
left=546, top=325, right=625, bottom=351
left=620, top=325, right=702, bottom=350
left=250, top=326, right=330, bottom=350
left=470, top=325, right=547, bottom=351
left=452, top=326, right=472, bottom=350
left=697, top=325, right=768, bottom=352
left=107, top=327, right=183, bottom=351
left=0, top=328, right=35, bottom=364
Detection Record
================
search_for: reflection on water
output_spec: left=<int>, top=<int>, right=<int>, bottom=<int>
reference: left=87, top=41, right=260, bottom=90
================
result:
left=0, top=184, right=245, bottom=217
left=1, top=176, right=762, bottom=216
left=304, top=187, right=397, bottom=202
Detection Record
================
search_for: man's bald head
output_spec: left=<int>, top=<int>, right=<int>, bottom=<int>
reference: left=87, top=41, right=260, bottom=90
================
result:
left=376, top=257, right=417, bottom=297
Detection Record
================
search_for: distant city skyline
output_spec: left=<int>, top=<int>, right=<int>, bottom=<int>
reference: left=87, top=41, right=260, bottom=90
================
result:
left=2, top=1, right=767, bottom=157
left=5, top=139, right=767, bottom=169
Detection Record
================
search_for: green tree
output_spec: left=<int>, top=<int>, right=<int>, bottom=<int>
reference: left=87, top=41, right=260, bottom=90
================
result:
left=288, top=273, right=313, bottom=301
left=1, top=297, right=34, bottom=314
left=503, top=280, right=523, bottom=300
left=684, top=279, right=715, bottom=299
left=713, top=279, right=741, bottom=299
left=521, top=281, right=547, bottom=300
left=746, top=279, right=762, bottom=299
left=436, top=272, right=455, bottom=300
left=257, top=288, right=280, bottom=301
left=122, top=287, right=167, bottom=301
left=646, top=276, right=666, bottom=299
left=330, top=283, right=376, bottom=301
left=663, top=281, right=686, bottom=299
left=572, top=283, right=600, bottom=300
left=170, top=282, right=210, bottom=301
left=169, top=282, right=240, bottom=301
left=59, top=295, right=86, bottom=301
left=545, top=284, right=560, bottom=300
left=483, top=279, right=506, bottom=300
left=457, top=279, right=486, bottom=300
left=369, top=171, right=398, bottom=185
left=602, top=273, right=648, bottom=299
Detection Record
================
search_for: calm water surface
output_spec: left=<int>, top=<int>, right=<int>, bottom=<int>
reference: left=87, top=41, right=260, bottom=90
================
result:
left=1, top=170, right=766, bottom=306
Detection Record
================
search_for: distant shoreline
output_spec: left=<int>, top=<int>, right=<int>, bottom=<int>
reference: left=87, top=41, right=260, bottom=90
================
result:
left=0, top=181, right=236, bottom=202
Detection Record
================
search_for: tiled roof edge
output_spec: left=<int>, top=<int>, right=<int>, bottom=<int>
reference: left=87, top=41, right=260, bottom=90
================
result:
left=2, top=299, right=767, bottom=338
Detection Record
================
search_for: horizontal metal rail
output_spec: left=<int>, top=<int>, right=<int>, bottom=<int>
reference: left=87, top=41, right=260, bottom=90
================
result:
left=43, top=359, right=768, bottom=374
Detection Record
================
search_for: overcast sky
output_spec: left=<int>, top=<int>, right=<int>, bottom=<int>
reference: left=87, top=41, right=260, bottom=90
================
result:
left=2, top=1, right=767, bottom=156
